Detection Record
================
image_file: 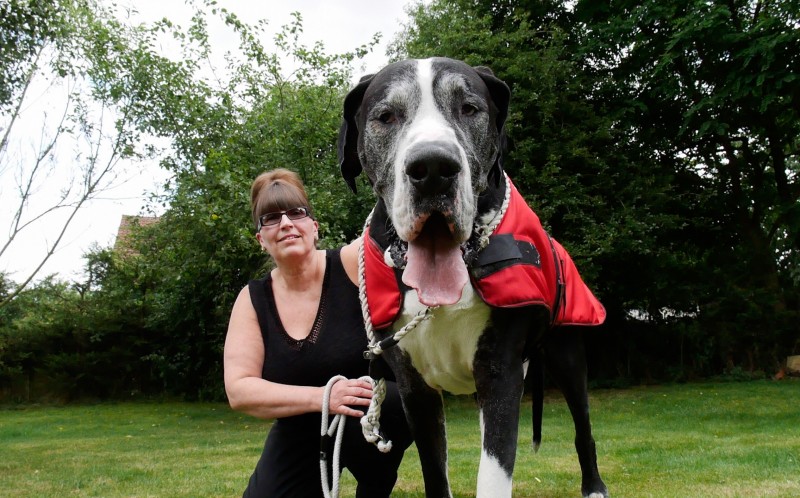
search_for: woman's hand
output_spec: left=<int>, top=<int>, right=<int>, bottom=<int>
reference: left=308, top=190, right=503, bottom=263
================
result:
left=327, top=378, right=374, bottom=417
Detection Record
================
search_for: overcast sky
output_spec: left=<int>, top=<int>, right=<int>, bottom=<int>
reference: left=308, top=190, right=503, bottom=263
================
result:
left=1, top=0, right=415, bottom=283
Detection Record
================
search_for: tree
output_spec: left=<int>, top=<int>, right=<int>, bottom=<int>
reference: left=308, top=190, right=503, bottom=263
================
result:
left=0, top=0, right=61, bottom=112
left=573, top=0, right=800, bottom=372
left=0, top=0, right=199, bottom=305
left=391, top=0, right=685, bottom=352
left=392, top=0, right=799, bottom=379
left=127, top=12, right=378, bottom=399
left=46, top=9, right=380, bottom=400
left=1, top=2, right=382, bottom=400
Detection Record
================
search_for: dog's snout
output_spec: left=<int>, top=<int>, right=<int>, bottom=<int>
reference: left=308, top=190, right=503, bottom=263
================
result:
left=405, top=141, right=462, bottom=195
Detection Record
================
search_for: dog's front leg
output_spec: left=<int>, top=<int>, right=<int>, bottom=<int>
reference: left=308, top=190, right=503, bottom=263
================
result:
left=389, top=350, right=452, bottom=498
left=472, top=310, right=532, bottom=498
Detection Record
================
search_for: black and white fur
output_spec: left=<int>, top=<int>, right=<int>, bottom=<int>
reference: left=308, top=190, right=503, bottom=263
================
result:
left=338, top=57, right=608, bottom=498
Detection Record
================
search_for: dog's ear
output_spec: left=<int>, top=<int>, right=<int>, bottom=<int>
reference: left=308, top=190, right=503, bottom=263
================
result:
left=474, top=66, right=511, bottom=188
left=338, top=74, right=374, bottom=194
left=473, top=66, right=510, bottom=133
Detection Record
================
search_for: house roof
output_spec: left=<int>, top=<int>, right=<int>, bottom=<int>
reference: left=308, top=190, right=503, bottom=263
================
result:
left=114, top=215, right=160, bottom=255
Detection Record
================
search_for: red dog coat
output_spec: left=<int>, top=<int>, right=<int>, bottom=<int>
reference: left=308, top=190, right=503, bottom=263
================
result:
left=362, top=179, right=606, bottom=330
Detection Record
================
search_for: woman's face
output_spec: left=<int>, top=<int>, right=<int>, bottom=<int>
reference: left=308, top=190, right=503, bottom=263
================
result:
left=255, top=207, right=318, bottom=263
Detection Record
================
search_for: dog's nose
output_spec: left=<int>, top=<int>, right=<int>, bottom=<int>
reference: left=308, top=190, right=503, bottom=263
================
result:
left=405, top=141, right=461, bottom=195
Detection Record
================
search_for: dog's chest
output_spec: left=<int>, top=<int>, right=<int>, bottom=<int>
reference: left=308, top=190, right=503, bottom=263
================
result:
left=393, top=284, right=491, bottom=394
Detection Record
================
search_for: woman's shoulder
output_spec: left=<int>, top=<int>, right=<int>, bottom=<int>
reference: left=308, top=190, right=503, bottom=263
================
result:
left=242, top=271, right=274, bottom=302
left=338, top=237, right=362, bottom=286
left=230, top=284, right=255, bottom=315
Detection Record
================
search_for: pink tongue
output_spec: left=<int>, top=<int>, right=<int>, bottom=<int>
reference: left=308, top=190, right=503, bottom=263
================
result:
left=402, top=218, right=468, bottom=306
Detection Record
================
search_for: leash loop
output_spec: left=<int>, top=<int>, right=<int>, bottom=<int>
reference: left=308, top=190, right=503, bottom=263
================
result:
left=320, top=374, right=381, bottom=497
left=320, top=375, right=347, bottom=498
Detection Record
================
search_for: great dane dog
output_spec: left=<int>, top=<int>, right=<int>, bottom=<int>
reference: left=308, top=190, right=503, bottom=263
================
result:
left=338, top=57, right=609, bottom=498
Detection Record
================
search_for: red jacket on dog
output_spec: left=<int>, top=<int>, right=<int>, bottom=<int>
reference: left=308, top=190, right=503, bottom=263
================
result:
left=363, top=178, right=606, bottom=330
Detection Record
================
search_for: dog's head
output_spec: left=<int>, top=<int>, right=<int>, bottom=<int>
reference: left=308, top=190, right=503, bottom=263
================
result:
left=338, top=57, right=510, bottom=306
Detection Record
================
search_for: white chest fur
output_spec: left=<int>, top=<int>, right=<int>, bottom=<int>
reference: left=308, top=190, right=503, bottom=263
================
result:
left=394, top=284, right=491, bottom=394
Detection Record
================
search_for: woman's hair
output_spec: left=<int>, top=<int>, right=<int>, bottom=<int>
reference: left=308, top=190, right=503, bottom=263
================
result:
left=250, top=168, right=313, bottom=230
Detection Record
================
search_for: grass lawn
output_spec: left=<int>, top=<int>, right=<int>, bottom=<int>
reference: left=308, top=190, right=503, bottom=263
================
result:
left=1, top=380, right=798, bottom=497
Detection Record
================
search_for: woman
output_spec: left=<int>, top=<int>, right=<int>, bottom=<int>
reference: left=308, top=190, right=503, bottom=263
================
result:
left=224, top=168, right=411, bottom=497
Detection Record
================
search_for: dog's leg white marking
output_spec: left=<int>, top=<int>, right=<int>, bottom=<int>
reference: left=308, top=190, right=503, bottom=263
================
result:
left=477, top=410, right=513, bottom=498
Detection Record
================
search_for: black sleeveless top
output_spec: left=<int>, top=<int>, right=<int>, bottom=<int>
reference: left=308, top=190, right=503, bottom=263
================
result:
left=248, top=249, right=369, bottom=395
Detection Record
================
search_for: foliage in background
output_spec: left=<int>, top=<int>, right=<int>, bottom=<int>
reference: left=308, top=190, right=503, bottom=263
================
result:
left=1, top=0, right=798, bottom=401
left=574, top=0, right=800, bottom=379
left=0, top=0, right=200, bottom=301
left=125, top=10, right=377, bottom=400
left=0, top=2, right=376, bottom=401
left=0, top=0, right=63, bottom=112
left=390, top=0, right=800, bottom=383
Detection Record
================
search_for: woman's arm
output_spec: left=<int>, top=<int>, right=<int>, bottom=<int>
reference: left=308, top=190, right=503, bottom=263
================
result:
left=223, top=286, right=372, bottom=419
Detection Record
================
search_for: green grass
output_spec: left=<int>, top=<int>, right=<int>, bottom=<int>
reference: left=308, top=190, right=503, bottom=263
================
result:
left=2, top=380, right=799, bottom=497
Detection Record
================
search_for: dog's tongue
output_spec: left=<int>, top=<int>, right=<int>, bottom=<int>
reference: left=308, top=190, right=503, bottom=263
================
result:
left=402, top=216, right=468, bottom=306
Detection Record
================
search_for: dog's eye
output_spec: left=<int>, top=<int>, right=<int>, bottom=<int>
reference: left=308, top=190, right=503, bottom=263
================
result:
left=461, top=104, right=478, bottom=117
left=378, top=111, right=398, bottom=124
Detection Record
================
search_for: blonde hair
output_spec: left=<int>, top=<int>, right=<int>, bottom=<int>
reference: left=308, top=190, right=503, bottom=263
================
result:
left=250, top=168, right=313, bottom=230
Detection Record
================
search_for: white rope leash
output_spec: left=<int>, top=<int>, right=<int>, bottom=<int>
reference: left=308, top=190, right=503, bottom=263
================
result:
left=356, top=207, right=445, bottom=452
left=320, top=374, right=377, bottom=498
left=476, top=173, right=512, bottom=251
left=359, top=373, right=392, bottom=453
left=356, top=208, right=410, bottom=453
left=320, top=375, right=347, bottom=498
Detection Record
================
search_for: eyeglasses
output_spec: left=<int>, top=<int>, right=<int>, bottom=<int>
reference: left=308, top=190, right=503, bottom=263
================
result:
left=258, top=206, right=311, bottom=228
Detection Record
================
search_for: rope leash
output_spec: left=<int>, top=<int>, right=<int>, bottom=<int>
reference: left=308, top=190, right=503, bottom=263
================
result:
left=320, top=374, right=376, bottom=498
left=476, top=173, right=512, bottom=251
left=320, top=375, right=347, bottom=498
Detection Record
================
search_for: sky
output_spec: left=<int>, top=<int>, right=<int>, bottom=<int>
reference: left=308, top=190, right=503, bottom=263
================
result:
left=0, top=0, right=416, bottom=284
